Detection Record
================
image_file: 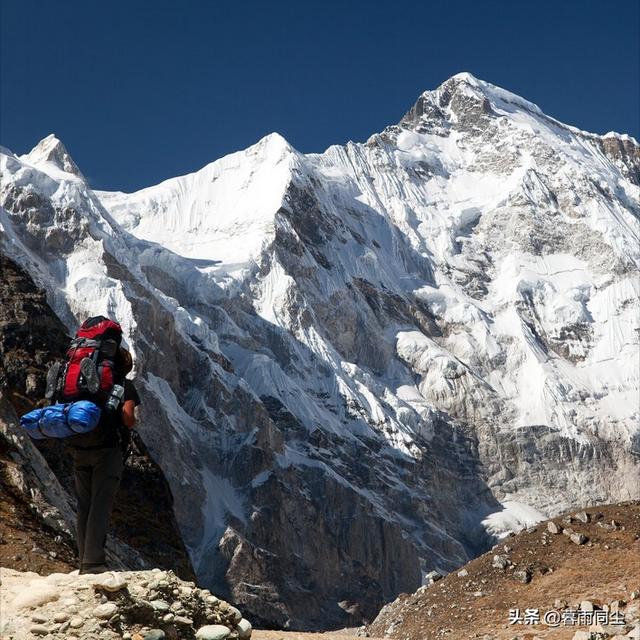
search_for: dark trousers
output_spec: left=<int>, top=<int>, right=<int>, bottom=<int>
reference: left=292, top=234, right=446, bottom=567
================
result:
left=73, top=446, right=123, bottom=568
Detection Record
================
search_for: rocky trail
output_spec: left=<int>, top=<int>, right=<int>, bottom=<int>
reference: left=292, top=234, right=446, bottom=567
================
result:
left=0, top=568, right=252, bottom=640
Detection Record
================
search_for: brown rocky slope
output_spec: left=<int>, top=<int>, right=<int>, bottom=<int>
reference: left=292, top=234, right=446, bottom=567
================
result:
left=366, top=502, right=640, bottom=640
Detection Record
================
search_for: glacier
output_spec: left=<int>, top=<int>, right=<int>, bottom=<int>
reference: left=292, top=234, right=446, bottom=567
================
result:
left=1, top=73, right=638, bottom=629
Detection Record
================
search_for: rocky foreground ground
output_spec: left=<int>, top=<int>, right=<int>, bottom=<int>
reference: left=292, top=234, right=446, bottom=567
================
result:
left=0, top=568, right=252, bottom=640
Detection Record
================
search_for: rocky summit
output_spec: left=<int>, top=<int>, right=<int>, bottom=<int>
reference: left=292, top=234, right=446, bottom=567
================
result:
left=0, top=73, right=639, bottom=629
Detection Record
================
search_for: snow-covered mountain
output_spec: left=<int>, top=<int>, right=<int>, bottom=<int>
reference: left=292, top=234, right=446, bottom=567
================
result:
left=1, top=73, right=638, bottom=629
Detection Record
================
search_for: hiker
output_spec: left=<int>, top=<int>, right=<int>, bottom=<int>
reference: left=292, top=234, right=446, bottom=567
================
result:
left=20, top=316, right=142, bottom=573
left=71, top=345, right=141, bottom=574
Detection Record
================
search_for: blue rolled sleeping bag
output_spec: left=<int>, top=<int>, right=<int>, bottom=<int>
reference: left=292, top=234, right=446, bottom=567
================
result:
left=20, top=401, right=102, bottom=439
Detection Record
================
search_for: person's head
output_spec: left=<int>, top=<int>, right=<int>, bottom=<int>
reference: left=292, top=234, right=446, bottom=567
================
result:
left=118, top=347, right=133, bottom=375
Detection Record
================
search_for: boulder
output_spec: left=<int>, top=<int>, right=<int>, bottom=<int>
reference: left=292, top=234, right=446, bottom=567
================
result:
left=195, top=625, right=232, bottom=640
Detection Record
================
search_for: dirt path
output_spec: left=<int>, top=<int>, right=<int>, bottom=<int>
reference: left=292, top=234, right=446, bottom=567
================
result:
left=253, top=633, right=381, bottom=640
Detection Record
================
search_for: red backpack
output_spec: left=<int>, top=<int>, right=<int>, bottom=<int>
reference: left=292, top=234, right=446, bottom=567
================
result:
left=47, top=316, right=123, bottom=406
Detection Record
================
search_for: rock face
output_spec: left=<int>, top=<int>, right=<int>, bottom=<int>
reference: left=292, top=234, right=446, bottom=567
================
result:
left=0, top=567, right=251, bottom=640
left=1, top=73, right=639, bottom=629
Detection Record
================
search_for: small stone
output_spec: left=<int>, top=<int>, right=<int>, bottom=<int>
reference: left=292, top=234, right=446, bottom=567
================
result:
left=457, top=569, right=468, bottom=577
left=237, top=618, right=252, bottom=640
left=70, top=617, right=84, bottom=628
left=570, top=533, right=588, bottom=545
left=122, top=634, right=132, bottom=640
left=59, top=621, right=70, bottom=633
left=514, top=570, right=531, bottom=584
left=163, top=613, right=175, bottom=623
left=54, top=612, right=70, bottom=623
left=175, top=616, right=194, bottom=625
left=226, top=605, right=243, bottom=624
left=609, top=599, right=624, bottom=612
left=144, top=630, right=166, bottom=640
left=206, top=594, right=220, bottom=605
left=547, top=521, right=562, bottom=534
left=425, top=570, right=443, bottom=584
left=580, top=600, right=594, bottom=612
left=575, top=510, right=590, bottom=523
left=32, top=613, right=48, bottom=623
left=195, top=625, right=232, bottom=640
left=98, top=574, right=128, bottom=592
left=30, top=625, right=49, bottom=636
left=492, top=555, right=508, bottom=570
left=49, top=551, right=58, bottom=558
left=150, top=599, right=170, bottom=612
left=93, top=602, right=118, bottom=619
left=571, top=632, right=590, bottom=640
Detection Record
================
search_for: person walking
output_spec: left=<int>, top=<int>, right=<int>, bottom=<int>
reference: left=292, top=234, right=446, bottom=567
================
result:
left=71, top=346, right=140, bottom=574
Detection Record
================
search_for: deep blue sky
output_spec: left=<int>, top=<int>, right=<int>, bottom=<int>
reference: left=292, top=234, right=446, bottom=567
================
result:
left=1, top=0, right=638, bottom=192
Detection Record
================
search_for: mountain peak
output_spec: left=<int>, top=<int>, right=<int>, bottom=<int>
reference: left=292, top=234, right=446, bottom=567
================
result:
left=399, top=73, right=547, bottom=133
left=23, top=134, right=82, bottom=177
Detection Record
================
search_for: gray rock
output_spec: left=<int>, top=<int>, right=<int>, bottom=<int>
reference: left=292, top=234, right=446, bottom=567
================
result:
left=492, top=555, right=509, bottom=570
left=53, top=612, right=69, bottom=623
left=547, top=521, right=562, bottom=534
left=150, top=599, right=170, bottom=612
left=457, top=568, right=469, bottom=577
left=98, top=574, right=128, bottom=592
left=144, top=631, right=166, bottom=640
left=425, top=570, right=444, bottom=584
left=575, top=510, right=590, bottom=523
left=31, top=613, right=48, bottom=623
left=29, top=625, right=49, bottom=636
left=237, top=618, right=252, bottom=639
left=570, top=532, right=588, bottom=545
left=514, top=570, right=531, bottom=584
left=69, top=617, right=84, bottom=628
left=175, top=615, right=194, bottom=625
left=227, top=605, right=243, bottom=624
left=93, top=602, right=118, bottom=619
left=580, top=600, right=594, bottom=612
left=196, top=625, right=232, bottom=640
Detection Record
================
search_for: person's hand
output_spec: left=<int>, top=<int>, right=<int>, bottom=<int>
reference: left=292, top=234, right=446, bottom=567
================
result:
left=122, top=399, right=136, bottom=429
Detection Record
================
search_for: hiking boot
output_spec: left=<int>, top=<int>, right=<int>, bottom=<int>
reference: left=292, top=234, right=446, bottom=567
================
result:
left=79, top=357, right=100, bottom=394
left=45, top=362, right=61, bottom=399
left=79, top=563, right=109, bottom=574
